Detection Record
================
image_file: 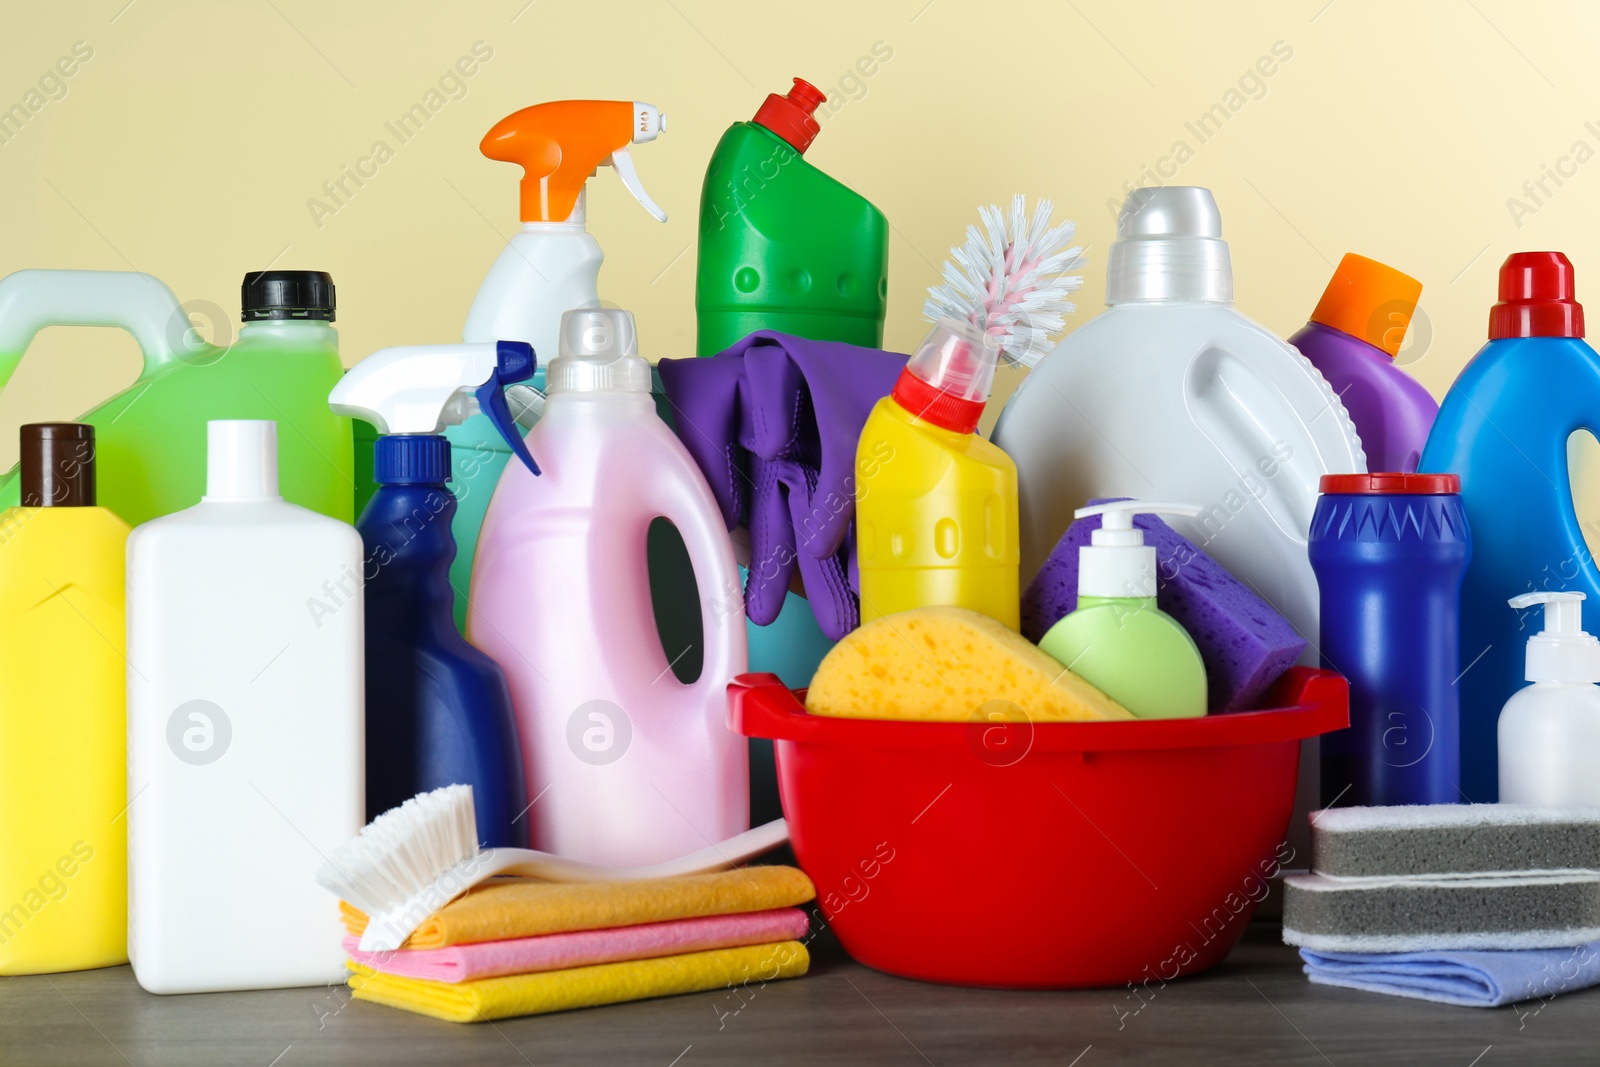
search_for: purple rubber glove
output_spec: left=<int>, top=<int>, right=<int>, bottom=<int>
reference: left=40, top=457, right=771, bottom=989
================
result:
left=658, top=332, right=906, bottom=639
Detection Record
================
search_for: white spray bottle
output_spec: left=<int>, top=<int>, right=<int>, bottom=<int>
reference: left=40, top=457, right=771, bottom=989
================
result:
left=126, top=421, right=364, bottom=994
left=444, top=100, right=667, bottom=632
left=1498, top=591, right=1600, bottom=804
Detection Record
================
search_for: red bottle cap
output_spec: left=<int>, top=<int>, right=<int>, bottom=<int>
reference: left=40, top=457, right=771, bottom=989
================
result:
left=1488, top=251, right=1585, bottom=339
left=752, top=78, right=826, bottom=154
left=891, top=369, right=986, bottom=434
left=1319, top=472, right=1460, bottom=495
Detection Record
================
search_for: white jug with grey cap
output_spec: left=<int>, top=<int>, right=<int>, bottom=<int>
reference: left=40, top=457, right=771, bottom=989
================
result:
left=993, top=186, right=1366, bottom=654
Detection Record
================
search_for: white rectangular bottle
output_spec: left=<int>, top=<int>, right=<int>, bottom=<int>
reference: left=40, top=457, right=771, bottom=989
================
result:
left=127, top=420, right=363, bottom=993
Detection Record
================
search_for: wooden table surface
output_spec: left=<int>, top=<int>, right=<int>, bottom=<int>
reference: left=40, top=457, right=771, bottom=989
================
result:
left=1, top=924, right=1594, bottom=1066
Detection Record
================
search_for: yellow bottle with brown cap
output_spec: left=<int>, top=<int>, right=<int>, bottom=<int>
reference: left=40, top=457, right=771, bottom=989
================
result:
left=0, top=423, right=129, bottom=974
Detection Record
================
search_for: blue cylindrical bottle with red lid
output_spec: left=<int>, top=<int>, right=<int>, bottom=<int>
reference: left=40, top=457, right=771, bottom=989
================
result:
left=1310, top=472, right=1471, bottom=806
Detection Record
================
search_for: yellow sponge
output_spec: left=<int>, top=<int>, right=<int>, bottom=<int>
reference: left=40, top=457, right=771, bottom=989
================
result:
left=805, top=606, right=1132, bottom=722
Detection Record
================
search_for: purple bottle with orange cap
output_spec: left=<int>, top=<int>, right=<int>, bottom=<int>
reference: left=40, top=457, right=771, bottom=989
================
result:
left=1290, top=253, right=1434, bottom=473
left=1420, top=251, right=1600, bottom=801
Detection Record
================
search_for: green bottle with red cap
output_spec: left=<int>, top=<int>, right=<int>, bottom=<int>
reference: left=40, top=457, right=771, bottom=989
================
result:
left=694, top=78, right=891, bottom=696
left=696, top=77, right=888, bottom=354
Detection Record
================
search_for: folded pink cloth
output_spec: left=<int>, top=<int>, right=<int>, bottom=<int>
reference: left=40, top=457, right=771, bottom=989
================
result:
left=343, top=907, right=811, bottom=983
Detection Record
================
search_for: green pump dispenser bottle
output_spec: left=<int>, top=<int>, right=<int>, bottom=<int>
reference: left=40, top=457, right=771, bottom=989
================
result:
left=1039, top=501, right=1208, bottom=719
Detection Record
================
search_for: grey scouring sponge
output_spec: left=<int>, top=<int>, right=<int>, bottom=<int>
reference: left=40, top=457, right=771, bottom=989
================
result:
left=1282, top=872, right=1600, bottom=952
left=1021, top=498, right=1307, bottom=711
left=1310, top=804, right=1600, bottom=879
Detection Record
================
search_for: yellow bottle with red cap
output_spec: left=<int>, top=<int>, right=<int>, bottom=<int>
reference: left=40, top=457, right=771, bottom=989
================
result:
left=855, top=319, right=1020, bottom=629
left=441, top=100, right=668, bottom=630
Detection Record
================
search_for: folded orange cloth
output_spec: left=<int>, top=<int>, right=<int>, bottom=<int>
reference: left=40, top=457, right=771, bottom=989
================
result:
left=340, top=866, right=815, bottom=949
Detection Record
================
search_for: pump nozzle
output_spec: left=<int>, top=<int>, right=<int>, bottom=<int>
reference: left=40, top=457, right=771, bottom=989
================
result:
left=330, top=340, right=541, bottom=476
left=1508, top=591, right=1600, bottom=683
left=480, top=100, right=667, bottom=224
left=1073, top=501, right=1203, bottom=598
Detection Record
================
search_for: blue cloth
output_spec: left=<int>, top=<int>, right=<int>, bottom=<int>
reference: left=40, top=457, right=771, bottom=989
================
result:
left=1301, top=942, right=1600, bottom=1008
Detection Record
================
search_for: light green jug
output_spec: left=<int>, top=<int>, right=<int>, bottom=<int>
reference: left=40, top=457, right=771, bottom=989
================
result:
left=0, top=269, right=352, bottom=525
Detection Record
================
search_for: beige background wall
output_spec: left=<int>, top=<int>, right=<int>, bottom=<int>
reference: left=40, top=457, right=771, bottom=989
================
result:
left=0, top=0, right=1595, bottom=468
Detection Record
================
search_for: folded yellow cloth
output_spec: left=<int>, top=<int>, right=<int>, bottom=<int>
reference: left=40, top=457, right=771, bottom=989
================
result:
left=347, top=941, right=810, bottom=1022
left=340, top=866, right=815, bottom=949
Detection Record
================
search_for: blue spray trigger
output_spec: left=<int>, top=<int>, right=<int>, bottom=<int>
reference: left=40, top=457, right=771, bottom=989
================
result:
left=494, top=338, right=536, bottom=386
left=476, top=340, right=541, bottom=476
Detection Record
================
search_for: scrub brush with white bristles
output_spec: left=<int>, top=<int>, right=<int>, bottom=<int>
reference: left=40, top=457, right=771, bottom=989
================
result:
left=316, top=784, right=789, bottom=953
left=922, top=195, right=1085, bottom=368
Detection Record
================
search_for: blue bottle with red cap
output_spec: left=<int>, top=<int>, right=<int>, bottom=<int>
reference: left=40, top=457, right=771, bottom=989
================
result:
left=1310, top=472, right=1471, bottom=806
left=1419, top=251, right=1600, bottom=802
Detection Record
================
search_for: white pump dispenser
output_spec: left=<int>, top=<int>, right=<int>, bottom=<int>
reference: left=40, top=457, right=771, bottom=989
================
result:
left=1498, top=591, right=1600, bottom=803
left=1509, top=591, right=1600, bottom=683
left=1074, top=501, right=1204, bottom=598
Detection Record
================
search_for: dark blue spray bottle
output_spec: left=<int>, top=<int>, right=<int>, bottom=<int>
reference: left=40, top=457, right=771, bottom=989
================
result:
left=332, top=340, right=542, bottom=846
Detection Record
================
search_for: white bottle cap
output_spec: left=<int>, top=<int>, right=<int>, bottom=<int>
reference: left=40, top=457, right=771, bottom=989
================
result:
left=1074, top=501, right=1203, bottom=598
left=205, top=420, right=279, bottom=501
left=1105, top=187, right=1233, bottom=306
left=546, top=308, right=654, bottom=394
left=1509, top=591, right=1600, bottom=683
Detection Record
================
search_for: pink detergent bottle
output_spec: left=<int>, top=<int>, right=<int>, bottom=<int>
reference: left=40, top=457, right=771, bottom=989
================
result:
left=1289, top=253, right=1436, bottom=473
left=468, top=308, right=749, bottom=866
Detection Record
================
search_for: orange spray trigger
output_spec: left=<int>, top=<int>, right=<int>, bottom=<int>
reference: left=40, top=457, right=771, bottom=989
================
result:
left=480, top=101, right=667, bottom=224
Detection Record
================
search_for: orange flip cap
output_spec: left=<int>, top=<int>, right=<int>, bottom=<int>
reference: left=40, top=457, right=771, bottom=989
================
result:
left=1310, top=253, right=1423, bottom=359
left=480, top=100, right=664, bottom=224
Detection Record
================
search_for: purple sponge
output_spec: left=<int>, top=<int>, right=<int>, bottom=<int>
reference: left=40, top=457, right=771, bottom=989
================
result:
left=1022, top=498, right=1307, bottom=712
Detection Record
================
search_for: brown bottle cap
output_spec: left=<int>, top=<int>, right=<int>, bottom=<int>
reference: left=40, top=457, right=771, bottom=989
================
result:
left=20, top=423, right=96, bottom=507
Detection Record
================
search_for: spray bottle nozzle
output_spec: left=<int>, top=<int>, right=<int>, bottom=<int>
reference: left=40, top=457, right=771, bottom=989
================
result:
left=481, top=100, right=667, bottom=225
left=329, top=340, right=542, bottom=478
left=1508, top=591, right=1600, bottom=683
left=1072, top=501, right=1203, bottom=599
left=478, top=340, right=540, bottom=476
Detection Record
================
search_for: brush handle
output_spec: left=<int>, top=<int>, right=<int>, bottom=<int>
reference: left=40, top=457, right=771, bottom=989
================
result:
left=477, top=818, right=789, bottom=883
left=354, top=819, right=792, bottom=954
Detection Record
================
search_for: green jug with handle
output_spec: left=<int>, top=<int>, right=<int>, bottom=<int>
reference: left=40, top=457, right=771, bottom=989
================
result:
left=0, top=268, right=352, bottom=525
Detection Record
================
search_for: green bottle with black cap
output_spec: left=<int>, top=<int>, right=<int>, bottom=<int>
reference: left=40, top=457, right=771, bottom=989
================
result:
left=0, top=269, right=352, bottom=524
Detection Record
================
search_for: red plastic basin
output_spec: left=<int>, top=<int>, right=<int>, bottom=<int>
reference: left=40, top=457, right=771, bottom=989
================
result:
left=730, top=667, right=1348, bottom=989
